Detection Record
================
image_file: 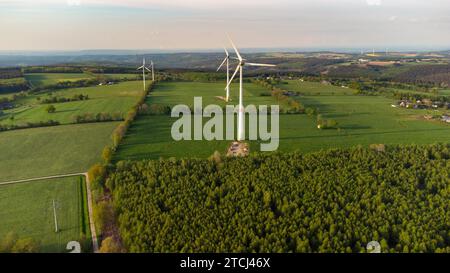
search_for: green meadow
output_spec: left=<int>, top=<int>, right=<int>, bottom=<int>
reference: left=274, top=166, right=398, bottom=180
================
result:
left=114, top=81, right=450, bottom=161
left=25, top=73, right=95, bottom=87
left=24, top=72, right=140, bottom=87
left=0, top=81, right=142, bottom=126
left=277, top=80, right=358, bottom=95
left=0, top=176, right=90, bottom=252
left=0, top=122, right=118, bottom=181
left=148, top=81, right=289, bottom=107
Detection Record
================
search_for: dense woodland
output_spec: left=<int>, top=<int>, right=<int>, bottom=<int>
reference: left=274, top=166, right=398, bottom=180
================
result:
left=394, top=65, right=450, bottom=87
left=107, top=144, right=450, bottom=253
left=0, top=68, right=23, bottom=79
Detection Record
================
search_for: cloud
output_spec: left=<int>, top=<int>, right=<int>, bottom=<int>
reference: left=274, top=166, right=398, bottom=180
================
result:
left=366, top=0, right=382, bottom=6
left=389, top=15, right=398, bottom=21
left=66, top=0, right=81, bottom=6
left=0, top=0, right=288, bottom=9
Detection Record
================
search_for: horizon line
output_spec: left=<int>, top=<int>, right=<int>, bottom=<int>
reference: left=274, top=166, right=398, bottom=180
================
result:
left=1, top=46, right=450, bottom=55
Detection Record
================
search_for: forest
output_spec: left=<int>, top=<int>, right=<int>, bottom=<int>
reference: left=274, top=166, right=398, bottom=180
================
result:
left=106, top=144, right=450, bottom=253
left=394, top=64, right=450, bottom=87
left=0, top=68, right=23, bottom=79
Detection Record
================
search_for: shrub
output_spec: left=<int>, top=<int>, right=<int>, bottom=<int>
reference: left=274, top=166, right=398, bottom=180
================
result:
left=88, top=163, right=106, bottom=190
left=45, top=105, right=56, bottom=113
left=102, top=146, right=113, bottom=164
left=99, top=237, right=122, bottom=253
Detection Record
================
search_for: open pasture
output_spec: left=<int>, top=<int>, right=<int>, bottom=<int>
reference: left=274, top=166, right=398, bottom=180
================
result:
left=148, top=81, right=287, bottom=107
left=276, top=80, right=358, bottom=95
left=24, top=73, right=95, bottom=87
left=0, top=81, right=142, bottom=126
left=114, top=81, right=450, bottom=161
left=0, top=122, right=118, bottom=181
left=0, top=176, right=90, bottom=252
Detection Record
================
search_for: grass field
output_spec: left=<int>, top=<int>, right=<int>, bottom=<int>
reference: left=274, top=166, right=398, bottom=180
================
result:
left=0, top=81, right=142, bottom=126
left=440, top=89, right=450, bottom=96
left=0, top=77, right=27, bottom=85
left=114, top=81, right=450, bottom=161
left=0, top=122, right=119, bottom=181
left=24, top=73, right=140, bottom=87
left=99, top=73, right=139, bottom=80
left=24, top=73, right=95, bottom=87
left=276, top=80, right=358, bottom=95
left=0, top=176, right=90, bottom=252
left=148, top=81, right=288, bottom=107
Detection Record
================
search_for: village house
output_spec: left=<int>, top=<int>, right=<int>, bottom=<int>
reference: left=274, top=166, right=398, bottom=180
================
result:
left=442, top=115, right=450, bottom=123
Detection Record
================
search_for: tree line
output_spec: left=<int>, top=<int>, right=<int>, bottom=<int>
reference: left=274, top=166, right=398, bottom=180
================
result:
left=84, top=81, right=157, bottom=253
left=0, top=68, right=23, bottom=79
left=39, top=94, right=89, bottom=104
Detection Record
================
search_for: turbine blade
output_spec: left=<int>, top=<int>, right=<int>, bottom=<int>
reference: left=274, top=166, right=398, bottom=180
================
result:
left=137, top=65, right=144, bottom=70
left=224, top=47, right=229, bottom=57
left=217, top=57, right=228, bottom=72
left=227, top=35, right=242, bottom=61
left=245, top=62, right=276, bottom=67
left=225, top=64, right=241, bottom=90
left=145, top=67, right=152, bottom=72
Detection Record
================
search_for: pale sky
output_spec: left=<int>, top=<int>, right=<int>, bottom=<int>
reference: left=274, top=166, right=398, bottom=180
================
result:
left=1, top=0, right=450, bottom=50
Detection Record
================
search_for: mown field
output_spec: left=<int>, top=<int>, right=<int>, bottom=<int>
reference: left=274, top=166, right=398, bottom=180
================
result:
left=24, top=73, right=140, bottom=87
left=277, top=80, right=358, bottom=95
left=0, top=81, right=142, bottom=126
left=0, top=122, right=119, bottom=181
left=114, top=81, right=450, bottom=161
left=0, top=176, right=90, bottom=253
left=148, top=81, right=288, bottom=107
left=24, top=73, right=95, bottom=87
left=114, top=81, right=284, bottom=160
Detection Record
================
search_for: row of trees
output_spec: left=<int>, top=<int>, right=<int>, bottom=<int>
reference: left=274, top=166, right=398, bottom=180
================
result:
left=40, top=94, right=89, bottom=104
left=107, top=144, right=450, bottom=253
left=86, top=81, right=157, bottom=253
left=138, top=103, right=171, bottom=115
left=252, top=79, right=305, bottom=114
left=0, top=120, right=60, bottom=132
left=72, top=112, right=123, bottom=124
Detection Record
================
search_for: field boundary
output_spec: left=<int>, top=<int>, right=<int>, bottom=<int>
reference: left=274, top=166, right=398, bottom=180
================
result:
left=0, top=173, right=85, bottom=186
left=0, top=172, right=99, bottom=253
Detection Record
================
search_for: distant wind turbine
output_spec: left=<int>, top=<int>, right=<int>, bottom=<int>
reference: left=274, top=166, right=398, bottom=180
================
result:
left=225, top=36, right=276, bottom=141
left=137, top=58, right=152, bottom=91
left=217, top=47, right=231, bottom=102
left=150, top=60, right=155, bottom=82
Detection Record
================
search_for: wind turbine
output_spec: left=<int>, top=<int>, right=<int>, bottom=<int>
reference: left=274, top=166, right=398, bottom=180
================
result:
left=150, top=60, right=155, bottom=82
left=217, top=47, right=231, bottom=102
left=137, top=58, right=151, bottom=91
left=225, top=37, right=276, bottom=141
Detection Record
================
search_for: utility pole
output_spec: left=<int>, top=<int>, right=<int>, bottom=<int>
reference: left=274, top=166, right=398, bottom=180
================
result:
left=53, top=199, right=59, bottom=233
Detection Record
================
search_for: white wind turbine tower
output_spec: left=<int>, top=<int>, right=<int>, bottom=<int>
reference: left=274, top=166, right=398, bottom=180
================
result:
left=217, top=47, right=231, bottom=102
left=137, top=58, right=151, bottom=91
left=150, top=60, right=155, bottom=82
left=225, top=37, right=276, bottom=141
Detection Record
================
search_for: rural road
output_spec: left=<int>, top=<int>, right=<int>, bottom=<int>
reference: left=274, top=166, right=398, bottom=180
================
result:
left=0, top=172, right=99, bottom=253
